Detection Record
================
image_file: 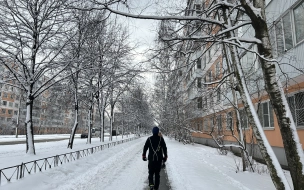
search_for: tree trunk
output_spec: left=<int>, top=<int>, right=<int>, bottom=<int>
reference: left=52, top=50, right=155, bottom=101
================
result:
left=220, top=5, right=289, bottom=189
left=240, top=1, right=304, bottom=189
left=98, top=90, right=105, bottom=142
left=68, top=93, right=79, bottom=149
left=87, top=108, right=92, bottom=144
left=110, top=104, right=114, bottom=141
left=223, top=44, right=248, bottom=171
left=229, top=40, right=290, bottom=190
left=25, top=91, right=35, bottom=154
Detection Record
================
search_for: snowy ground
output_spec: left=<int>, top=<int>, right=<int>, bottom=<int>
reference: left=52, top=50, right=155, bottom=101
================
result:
left=0, top=135, right=293, bottom=190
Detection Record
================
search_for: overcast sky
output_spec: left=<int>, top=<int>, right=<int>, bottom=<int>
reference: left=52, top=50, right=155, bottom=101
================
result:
left=113, top=0, right=186, bottom=89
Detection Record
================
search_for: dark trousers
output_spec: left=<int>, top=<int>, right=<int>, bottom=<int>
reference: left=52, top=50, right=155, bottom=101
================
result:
left=148, top=160, right=162, bottom=189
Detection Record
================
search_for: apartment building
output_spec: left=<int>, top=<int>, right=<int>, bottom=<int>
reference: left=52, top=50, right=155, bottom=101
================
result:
left=180, top=0, right=304, bottom=167
left=0, top=83, right=21, bottom=135
left=0, top=75, right=85, bottom=135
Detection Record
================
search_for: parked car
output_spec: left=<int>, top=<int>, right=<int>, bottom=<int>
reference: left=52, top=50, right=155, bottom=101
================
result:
left=81, top=133, right=88, bottom=138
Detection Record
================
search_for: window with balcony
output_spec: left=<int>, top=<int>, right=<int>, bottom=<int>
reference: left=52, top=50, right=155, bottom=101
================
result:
left=270, top=1, right=304, bottom=56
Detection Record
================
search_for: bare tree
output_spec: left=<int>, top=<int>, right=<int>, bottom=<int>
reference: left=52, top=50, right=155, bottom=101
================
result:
left=0, top=0, right=77, bottom=154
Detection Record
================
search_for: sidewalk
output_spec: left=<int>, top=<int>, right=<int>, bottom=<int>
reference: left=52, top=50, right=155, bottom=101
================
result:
left=144, top=165, right=170, bottom=190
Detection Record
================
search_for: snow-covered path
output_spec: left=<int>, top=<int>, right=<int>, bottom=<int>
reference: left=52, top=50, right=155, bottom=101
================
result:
left=1, top=136, right=291, bottom=190
left=1, top=137, right=148, bottom=190
left=56, top=138, right=147, bottom=190
left=166, top=139, right=278, bottom=190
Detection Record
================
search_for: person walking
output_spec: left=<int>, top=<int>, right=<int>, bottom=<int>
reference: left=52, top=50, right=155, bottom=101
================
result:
left=142, top=126, right=168, bottom=190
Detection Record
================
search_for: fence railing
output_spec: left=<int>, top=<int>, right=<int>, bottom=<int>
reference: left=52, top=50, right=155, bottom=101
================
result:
left=0, top=136, right=138, bottom=186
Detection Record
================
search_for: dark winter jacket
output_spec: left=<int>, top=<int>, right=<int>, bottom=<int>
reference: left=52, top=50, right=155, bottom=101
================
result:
left=143, top=134, right=167, bottom=162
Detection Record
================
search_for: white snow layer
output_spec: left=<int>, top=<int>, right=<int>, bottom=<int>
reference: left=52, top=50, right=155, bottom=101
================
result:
left=0, top=135, right=292, bottom=190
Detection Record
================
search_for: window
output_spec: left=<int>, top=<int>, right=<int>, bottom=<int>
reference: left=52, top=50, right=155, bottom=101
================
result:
left=10, top=94, right=14, bottom=99
left=209, top=93, right=213, bottom=107
left=208, top=70, right=212, bottom=82
left=15, top=103, right=18, bottom=108
left=208, top=49, right=211, bottom=61
left=3, top=93, right=7, bottom=98
left=275, top=20, right=284, bottom=55
left=197, top=97, right=202, bottom=109
left=1, top=109, right=5, bottom=114
left=287, top=92, right=304, bottom=127
left=8, top=102, right=13, bottom=107
left=8, top=110, right=12, bottom=115
left=216, top=62, right=221, bottom=77
left=226, top=112, right=233, bottom=130
left=197, top=122, right=201, bottom=131
left=282, top=12, right=293, bottom=50
left=217, top=115, right=222, bottom=133
left=210, top=117, right=214, bottom=130
left=240, top=109, right=249, bottom=129
left=203, top=119, right=209, bottom=131
left=14, top=111, right=18, bottom=115
left=197, top=58, right=201, bottom=69
left=294, top=1, right=304, bottom=43
left=270, top=1, right=304, bottom=56
left=2, top=101, right=7, bottom=106
left=202, top=55, right=206, bottom=68
left=204, top=76, right=207, bottom=87
left=258, top=101, right=274, bottom=128
left=194, top=4, right=201, bottom=15
left=197, top=78, right=202, bottom=88
left=204, top=97, right=208, bottom=110
left=217, top=88, right=221, bottom=102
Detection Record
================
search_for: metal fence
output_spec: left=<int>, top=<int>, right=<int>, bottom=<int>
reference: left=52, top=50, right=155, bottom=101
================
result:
left=0, top=137, right=138, bottom=186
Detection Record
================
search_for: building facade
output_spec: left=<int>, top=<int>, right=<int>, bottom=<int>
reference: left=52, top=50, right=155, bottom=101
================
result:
left=179, top=0, right=304, bottom=167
